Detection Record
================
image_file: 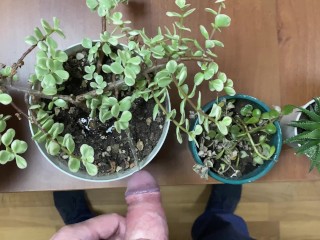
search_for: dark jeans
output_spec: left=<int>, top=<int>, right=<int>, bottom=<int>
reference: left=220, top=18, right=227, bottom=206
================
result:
left=192, top=209, right=253, bottom=240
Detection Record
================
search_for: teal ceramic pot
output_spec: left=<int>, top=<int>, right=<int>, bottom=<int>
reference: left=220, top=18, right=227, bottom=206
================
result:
left=189, top=94, right=282, bottom=184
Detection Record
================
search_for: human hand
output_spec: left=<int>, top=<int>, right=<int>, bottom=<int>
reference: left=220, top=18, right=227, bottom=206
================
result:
left=51, top=170, right=168, bottom=240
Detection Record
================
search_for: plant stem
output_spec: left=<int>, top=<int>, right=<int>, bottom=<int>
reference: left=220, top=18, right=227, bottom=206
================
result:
left=125, top=128, right=140, bottom=169
left=171, top=75, right=216, bottom=123
left=112, top=74, right=119, bottom=99
left=75, top=79, right=124, bottom=102
left=7, top=85, right=78, bottom=105
left=10, top=31, right=55, bottom=77
left=144, top=73, right=189, bottom=134
left=102, top=16, right=107, bottom=33
left=209, top=5, right=222, bottom=39
left=10, top=101, right=29, bottom=120
left=238, top=119, right=269, bottom=160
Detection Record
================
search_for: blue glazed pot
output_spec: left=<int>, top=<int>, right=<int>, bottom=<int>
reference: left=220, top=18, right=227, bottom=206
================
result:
left=189, top=94, right=282, bottom=184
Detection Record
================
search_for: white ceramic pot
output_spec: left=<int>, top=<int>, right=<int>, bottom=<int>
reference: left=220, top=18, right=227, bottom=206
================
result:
left=280, top=99, right=314, bottom=148
left=29, top=42, right=171, bottom=182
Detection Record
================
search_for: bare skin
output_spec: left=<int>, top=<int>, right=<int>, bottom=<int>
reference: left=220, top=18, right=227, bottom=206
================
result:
left=50, top=171, right=168, bottom=240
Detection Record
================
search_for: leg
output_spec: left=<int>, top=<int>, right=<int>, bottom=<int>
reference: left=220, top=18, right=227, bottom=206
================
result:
left=192, top=184, right=253, bottom=240
left=53, top=190, right=95, bottom=225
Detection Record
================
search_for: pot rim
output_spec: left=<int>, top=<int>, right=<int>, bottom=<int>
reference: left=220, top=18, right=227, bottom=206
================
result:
left=28, top=42, right=171, bottom=182
left=188, top=94, right=282, bottom=184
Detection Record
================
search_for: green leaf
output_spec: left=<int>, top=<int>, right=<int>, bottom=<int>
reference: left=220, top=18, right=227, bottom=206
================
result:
left=204, top=68, right=215, bottom=80
left=153, top=104, right=159, bottom=120
left=218, top=72, right=227, bottom=82
left=111, top=103, right=120, bottom=117
left=68, top=157, right=80, bottom=173
left=298, top=107, right=320, bottom=122
left=34, top=27, right=44, bottom=40
left=110, top=62, right=124, bottom=74
left=53, top=17, right=60, bottom=29
left=158, top=77, right=172, bottom=87
left=194, top=72, right=204, bottom=86
left=213, top=40, right=224, bottom=47
left=215, top=14, right=231, bottom=28
left=166, top=12, right=182, bottom=17
left=245, top=116, right=259, bottom=124
left=99, top=109, right=112, bottom=123
left=86, top=0, right=99, bottom=9
left=127, top=56, right=141, bottom=65
left=25, top=35, right=38, bottom=45
left=222, top=116, right=232, bottom=126
left=0, top=93, right=12, bottom=105
left=125, top=77, right=135, bottom=86
left=55, top=51, right=68, bottom=62
left=47, top=141, right=60, bottom=156
left=102, top=43, right=111, bottom=55
left=0, top=120, right=7, bottom=133
left=166, top=60, right=178, bottom=74
left=183, top=8, right=196, bottom=17
left=54, top=70, right=69, bottom=80
left=205, top=40, right=215, bottom=48
left=54, top=99, right=67, bottom=108
left=194, top=125, right=203, bottom=135
left=119, top=98, right=131, bottom=111
left=209, top=104, right=222, bottom=119
left=224, top=87, right=236, bottom=96
left=120, top=111, right=132, bottom=122
left=175, top=0, right=186, bottom=8
left=15, top=155, right=27, bottom=169
left=85, top=162, right=98, bottom=176
left=46, top=36, right=58, bottom=49
left=63, top=134, right=75, bottom=153
left=41, top=19, right=52, bottom=32
left=82, top=38, right=93, bottom=48
left=253, top=156, right=264, bottom=165
left=80, top=144, right=94, bottom=162
left=205, top=8, right=217, bottom=15
left=43, top=86, right=57, bottom=95
left=240, top=104, right=253, bottom=116
left=282, top=104, right=295, bottom=115
left=209, top=79, right=224, bottom=91
left=217, top=122, right=228, bottom=135
left=11, top=140, right=28, bottom=154
left=176, top=127, right=183, bottom=144
left=200, top=25, right=209, bottom=40
left=1, top=128, right=15, bottom=146
left=0, top=150, right=14, bottom=164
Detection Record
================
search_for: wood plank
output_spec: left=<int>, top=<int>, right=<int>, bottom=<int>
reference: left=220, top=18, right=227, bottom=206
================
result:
left=0, top=182, right=320, bottom=239
left=280, top=221, right=320, bottom=240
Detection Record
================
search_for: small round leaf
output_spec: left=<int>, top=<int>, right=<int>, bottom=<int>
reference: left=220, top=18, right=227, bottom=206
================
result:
left=11, top=140, right=28, bottom=154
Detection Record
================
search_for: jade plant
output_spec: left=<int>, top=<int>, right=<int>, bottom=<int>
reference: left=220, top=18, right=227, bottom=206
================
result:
left=193, top=99, right=294, bottom=179
left=285, top=98, right=320, bottom=172
left=0, top=0, right=236, bottom=176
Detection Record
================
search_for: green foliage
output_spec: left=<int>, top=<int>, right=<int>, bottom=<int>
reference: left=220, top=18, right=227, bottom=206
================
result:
left=0, top=120, right=28, bottom=168
left=193, top=98, right=285, bottom=179
left=1, top=0, right=236, bottom=177
left=285, top=98, right=320, bottom=172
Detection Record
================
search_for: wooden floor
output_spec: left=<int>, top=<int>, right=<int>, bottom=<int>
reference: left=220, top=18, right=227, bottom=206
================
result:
left=1, top=182, right=320, bottom=239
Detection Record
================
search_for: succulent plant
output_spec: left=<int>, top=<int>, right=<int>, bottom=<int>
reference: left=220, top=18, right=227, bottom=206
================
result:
left=285, top=97, right=320, bottom=172
left=0, top=0, right=236, bottom=176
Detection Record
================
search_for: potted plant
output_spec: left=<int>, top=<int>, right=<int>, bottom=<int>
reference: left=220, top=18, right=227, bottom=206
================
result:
left=0, top=0, right=237, bottom=181
left=281, top=98, right=320, bottom=172
left=190, top=94, right=294, bottom=184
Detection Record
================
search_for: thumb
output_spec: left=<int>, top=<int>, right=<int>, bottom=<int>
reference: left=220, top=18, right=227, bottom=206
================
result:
left=125, top=170, right=168, bottom=240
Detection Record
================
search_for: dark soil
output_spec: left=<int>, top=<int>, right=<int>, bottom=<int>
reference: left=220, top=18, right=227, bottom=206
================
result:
left=49, top=49, right=165, bottom=176
left=197, top=99, right=268, bottom=179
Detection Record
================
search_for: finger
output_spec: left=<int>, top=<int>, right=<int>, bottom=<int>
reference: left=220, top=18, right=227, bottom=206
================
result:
left=51, top=213, right=126, bottom=240
left=125, top=170, right=168, bottom=240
